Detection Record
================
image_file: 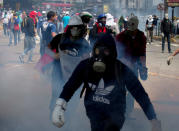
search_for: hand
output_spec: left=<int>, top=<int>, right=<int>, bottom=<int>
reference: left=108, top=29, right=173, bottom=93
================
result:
left=167, top=56, right=174, bottom=65
left=151, top=119, right=162, bottom=131
left=161, top=33, right=164, bottom=37
left=52, top=98, right=67, bottom=128
left=54, top=53, right=60, bottom=59
left=139, top=66, right=148, bottom=81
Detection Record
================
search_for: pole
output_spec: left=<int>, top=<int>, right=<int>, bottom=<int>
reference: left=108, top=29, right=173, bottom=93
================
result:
left=164, top=0, right=168, bottom=14
left=172, top=7, right=175, bottom=24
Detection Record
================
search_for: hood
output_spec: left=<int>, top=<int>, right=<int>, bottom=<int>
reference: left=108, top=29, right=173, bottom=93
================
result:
left=93, top=33, right=117, bottom=59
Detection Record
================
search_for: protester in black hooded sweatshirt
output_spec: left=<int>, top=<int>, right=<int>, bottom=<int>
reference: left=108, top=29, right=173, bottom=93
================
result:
left=51, top=34, right=162, bottom=131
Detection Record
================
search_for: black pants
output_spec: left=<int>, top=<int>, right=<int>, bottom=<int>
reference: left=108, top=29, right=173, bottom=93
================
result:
left=86, top=109, right=124, bottom=131
left=162, top=33, right=171, bottom=52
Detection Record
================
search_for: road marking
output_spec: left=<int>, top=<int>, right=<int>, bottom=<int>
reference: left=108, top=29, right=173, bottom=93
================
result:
left=149, top=72, right=179, bottom=80
left=0, top=63, right=24, bottom=70
left=151, top=43, right=179, bottom=47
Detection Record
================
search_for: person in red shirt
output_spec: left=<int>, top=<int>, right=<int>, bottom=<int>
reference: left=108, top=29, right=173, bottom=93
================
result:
left=116, top=16, right=148, bottom=118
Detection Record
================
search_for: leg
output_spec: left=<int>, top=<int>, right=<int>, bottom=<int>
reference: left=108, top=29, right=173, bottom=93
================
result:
left=167, top=34, right=171, bottom=53
left=162, top=35, right=165, bottom=53
left=150, top=30, right=153, bottom=42
left=28, top=37, right=36, bottom=61
left=19, top=36, right=30, bottom=63
left=147, top=30, right=150, bottom=43
left=8, top=30, right=13, bottom=46
left=14, top=30, right=18, bottom=46
left=3, top=24, right=6, bottom=36
left=18, top=30, right=21, bottom=42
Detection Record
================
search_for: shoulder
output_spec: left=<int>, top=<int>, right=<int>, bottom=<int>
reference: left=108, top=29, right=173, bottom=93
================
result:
left=76, top=58, right=91, bottom=71
left=116, top=30, right=126, bottom=41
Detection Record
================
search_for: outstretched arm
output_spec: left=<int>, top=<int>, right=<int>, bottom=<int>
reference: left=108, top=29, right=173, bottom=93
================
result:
left=167, top=48, right=179, bottom=65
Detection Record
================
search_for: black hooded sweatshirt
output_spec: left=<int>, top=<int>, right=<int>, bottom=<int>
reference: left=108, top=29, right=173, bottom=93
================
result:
left=59, top=34, right=156, bottom=121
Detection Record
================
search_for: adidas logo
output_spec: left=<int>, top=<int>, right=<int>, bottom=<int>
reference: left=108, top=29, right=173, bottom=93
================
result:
left=93, top=96, right=110, bottom=105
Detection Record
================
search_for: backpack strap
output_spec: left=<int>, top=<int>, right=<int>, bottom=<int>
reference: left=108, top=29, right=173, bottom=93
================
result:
left=80, top=60, right=90, bottom=98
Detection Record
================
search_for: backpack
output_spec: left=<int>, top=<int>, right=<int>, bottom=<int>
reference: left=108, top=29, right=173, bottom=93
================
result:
left=14, top=24, right=19, bottom=31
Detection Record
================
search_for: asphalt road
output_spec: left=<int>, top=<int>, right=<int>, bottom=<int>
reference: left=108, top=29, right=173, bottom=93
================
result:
left=0, top=33, right=179, bottom=131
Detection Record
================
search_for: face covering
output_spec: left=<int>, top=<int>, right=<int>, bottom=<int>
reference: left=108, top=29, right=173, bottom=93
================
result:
left=99, top=18, right=106, bottom=27
left=71, top=27, right=81, bottom=37
left=165, top=14, right=169, bottom=19
left=127, top=16, right=139, bottom=31
left=92, top=46, right=111, bottom=73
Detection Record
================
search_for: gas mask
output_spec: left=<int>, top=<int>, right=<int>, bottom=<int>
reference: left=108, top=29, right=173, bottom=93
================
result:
left=71, top=27, right=81, bottom=37
left=165, top=14, right=169, bottom=19
left=99, top=18, right=106, bottom=27
left=92, top=46, right=112, bottom=73
left=127, top=16, right=139, bottom=31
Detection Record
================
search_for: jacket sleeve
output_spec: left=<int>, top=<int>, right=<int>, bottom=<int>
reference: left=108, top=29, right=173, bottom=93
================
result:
left=161, top=20, right=164, bottom=33
left=59, top=61, right=85, bottom=102
left=124, top=66, right=157, bottom=120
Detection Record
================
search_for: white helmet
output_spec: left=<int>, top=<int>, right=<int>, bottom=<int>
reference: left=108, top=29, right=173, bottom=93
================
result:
left=68, top=15, right=83, bottom=26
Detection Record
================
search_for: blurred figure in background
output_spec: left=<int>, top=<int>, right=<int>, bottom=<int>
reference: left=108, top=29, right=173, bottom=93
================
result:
left=153, top=15, right=158, bottom=36
left=40, top=11, right=57, bottom=57
left=89, top=14, right=110, bottom=46
left=62, top=11, right=70, bottom=30
left=17, top=11, right=23, bottom=43
left=146, top=15, right=154, bottom=44
left=118, top=16, right=124, bottom=33
left=116, top=16, right=148, bottom=119
left=2, top=12, right=9, bottom=36
left=161, top=13, right=172, bottom=53
left=173, top=17, right=178, bottom=36
left=19, top=11, right=37, bottom=63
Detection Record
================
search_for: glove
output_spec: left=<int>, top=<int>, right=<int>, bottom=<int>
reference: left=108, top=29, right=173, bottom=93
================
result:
left=139, top=66, right=148, bottom=81
left=161, top=33, right=164, bottom=37
left=151, top=119, right=162, bottom=131
left=167, top=56, right=174, bottom=65
left=52, top=98, right=67, bottom=128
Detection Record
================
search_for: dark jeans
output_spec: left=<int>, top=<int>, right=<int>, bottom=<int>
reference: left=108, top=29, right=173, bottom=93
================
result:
left=40, top=39, right=46, bottom=57
left=3, top=23, right=8, bottom=36
left=162, top=33, right=171, bottom=52
left=18, top=30, right=21, bottom=42
left=126, top=63, right=139, bottom=115
left=14, top=30, right=18, bottom=46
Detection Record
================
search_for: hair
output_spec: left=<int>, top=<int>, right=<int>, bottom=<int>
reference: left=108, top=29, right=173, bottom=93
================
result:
left=47, top=11, right=56, bottom=20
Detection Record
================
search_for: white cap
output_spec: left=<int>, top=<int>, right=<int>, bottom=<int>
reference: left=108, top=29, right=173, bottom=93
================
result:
left=68, top=15, right=83, bottom=26
left=148, top=15, right=153, bottom=19
left=42, top=11, right=46, bottom=14
left=65, top=11, right=69, bottom=15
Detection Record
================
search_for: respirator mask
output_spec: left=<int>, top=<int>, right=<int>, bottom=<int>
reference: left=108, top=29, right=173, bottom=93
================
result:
left=71, top=26, right=81, bottom=37
left=127, top=16, right=139, bottom=31
left=98, top=18, right=106, bottom=27
left=92, top=46, right=111, bottom=73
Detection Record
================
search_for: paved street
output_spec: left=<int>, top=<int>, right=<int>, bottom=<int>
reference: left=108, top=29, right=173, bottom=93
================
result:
left=0, top=32, right=179, bottom=131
